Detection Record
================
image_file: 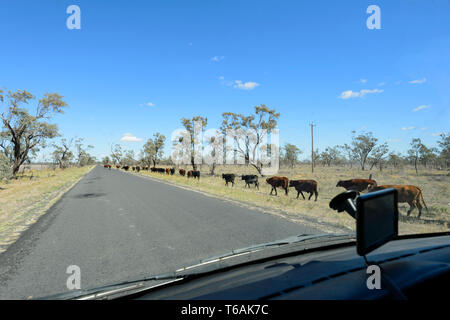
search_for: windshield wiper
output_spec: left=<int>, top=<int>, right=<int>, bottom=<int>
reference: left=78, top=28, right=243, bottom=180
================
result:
left=192, top=233, right=353, bottom=266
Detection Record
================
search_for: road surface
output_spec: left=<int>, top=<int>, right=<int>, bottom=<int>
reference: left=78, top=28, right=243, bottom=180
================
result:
left=0, top=166, right=320, bottom=299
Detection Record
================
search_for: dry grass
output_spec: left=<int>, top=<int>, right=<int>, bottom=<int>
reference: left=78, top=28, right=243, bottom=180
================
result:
left=0, top=166, right=94, bottom=253
left=133, top=165, right=449, bottom=235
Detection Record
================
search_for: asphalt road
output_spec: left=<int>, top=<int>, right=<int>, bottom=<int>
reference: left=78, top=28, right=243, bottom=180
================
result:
left=0, top=165, right=320, bottom=299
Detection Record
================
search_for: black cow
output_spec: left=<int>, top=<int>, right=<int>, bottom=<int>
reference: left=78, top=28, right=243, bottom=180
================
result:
left=122, top=165, right=130, bottom=171
left=222, top=173, right=235, bottom=187
left=289, top=179, right=319, bottom=201
left=187, top=170, right=200, bottom=180
left=241, top=175, right=259, bottom=189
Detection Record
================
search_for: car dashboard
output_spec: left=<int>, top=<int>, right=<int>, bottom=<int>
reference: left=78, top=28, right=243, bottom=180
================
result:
left=128, top=235, right=450, bottom=300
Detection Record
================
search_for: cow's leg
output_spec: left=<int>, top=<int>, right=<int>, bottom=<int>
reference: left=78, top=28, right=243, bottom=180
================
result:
left=296, top=191, right=300, bottom=199
left=416, top=199, right=423, bottom=219
left=406, top=201, right=415, bottom=216
left=314, top=191, right=318, bottom=201
left=308, top=192, right=313, bottom=200
left=270, top=187, right=273, bottom=195
left=285, top=187, right=288, bottom=195
left=299, top=191, right=305, bottom=200
left=256, top=182, right=259, bottom=190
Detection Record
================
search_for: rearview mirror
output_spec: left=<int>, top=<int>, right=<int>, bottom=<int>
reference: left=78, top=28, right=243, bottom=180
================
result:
left=356, top=188, right=398, bottom=256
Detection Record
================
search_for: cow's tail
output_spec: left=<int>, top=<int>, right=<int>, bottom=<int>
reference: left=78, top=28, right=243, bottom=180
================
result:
left=419, top=189, right=429, bottom=214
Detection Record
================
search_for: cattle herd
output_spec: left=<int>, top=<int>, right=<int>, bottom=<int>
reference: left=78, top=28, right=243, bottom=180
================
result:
left=104, top=164, right=429, bottom=219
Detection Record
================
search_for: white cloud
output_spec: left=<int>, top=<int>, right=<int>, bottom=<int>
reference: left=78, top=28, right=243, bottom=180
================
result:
left=401, top=126, right=416, bottom=131
left=387, top=138, right=401, bottom=142
left=432, top=132, right=443, bottom=137
left=413, top=105, right=431, bottom=112
left=360, top=79, right=367, bottom=84
left=233, top=80, right=260, bottom=90
left=339, top=88, right=383, bottom=99
left=409, top=78, right=427, bottom=84
left=420, top=127, right=428, bottom=131
left=211, top=56, right=224, bottom=62
left=378, top=82, right=386, bottom=87
left=218, top=76, right=225, bottom=80
left=120, top=133, right=143, bottom=142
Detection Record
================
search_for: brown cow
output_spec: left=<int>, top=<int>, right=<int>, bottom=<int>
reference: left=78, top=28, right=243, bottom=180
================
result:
left=116, top=165, right=121, bottom=169
left=179, top=169, right=186, bottom=176
left=369, top=185, right=429, bottom=218
left=336, top=179, right=377, bottom=193
left=166, top=168, right=171, bottom=174
left=266, top=176, right=289, bottom=196
left=289, top=179, right=318, bottom=201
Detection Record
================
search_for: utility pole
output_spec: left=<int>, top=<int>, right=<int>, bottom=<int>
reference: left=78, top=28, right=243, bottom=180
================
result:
left=311, top=123, right=315, bottom=173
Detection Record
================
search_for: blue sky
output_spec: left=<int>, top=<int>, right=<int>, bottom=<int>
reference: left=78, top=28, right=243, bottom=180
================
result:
left=0, top=0, right=449, bottom=161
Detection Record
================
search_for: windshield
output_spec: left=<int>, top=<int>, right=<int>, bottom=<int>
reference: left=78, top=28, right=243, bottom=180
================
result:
left=0, top=0, right=448, bottom=300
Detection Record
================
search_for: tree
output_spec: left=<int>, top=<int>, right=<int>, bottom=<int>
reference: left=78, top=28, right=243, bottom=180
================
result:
left=181, top=116, right=207, bottom=170
left=74, top=138, right=95, bottom=167
left=0, top=152, right=12, bottom=181
left=350, top=131, right=378, bottom=170
left=0, top=89, right=67, bottom=176
left=110, top=144, right=123, bottom=166
left=122, top=150, right=136, bottom=166
left=142, top=132, right=166, bottom=167
left=102, top=156, right=111, bottom=165
left=221, top=105, right=279, bottom=176
left=340, top=144, right=355, bottom=168
left=407, top=138, right=425, bottom=174
left=437, top=133, right=449, bottom=168
left=52, top=138, right=74, bottom=169
left=388, top=152, right=403, bottom=169
left=320, top=146, right=341, bottom=167
left=368, top=142, right=389, bottom=171
left=283, top=143, right=302, bottom=168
